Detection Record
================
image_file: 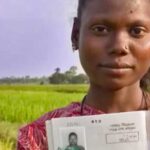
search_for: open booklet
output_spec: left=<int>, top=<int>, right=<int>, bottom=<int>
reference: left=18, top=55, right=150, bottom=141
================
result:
left=46, top=111, right=150, bottom=150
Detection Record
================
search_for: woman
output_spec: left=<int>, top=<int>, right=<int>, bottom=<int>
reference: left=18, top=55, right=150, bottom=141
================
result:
left=17, top=0, right=150, bottom=149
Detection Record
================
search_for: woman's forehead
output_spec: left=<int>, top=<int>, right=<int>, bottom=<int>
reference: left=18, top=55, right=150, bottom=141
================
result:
left=83, top=0, right=149, bottom=14
left=79, top=0, right=150, bottom=28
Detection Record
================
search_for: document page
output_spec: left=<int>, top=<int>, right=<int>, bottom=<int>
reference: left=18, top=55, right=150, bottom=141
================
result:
left=146, top=111, right=150, bottom=150
left=46, top=111, right=148, bottom=150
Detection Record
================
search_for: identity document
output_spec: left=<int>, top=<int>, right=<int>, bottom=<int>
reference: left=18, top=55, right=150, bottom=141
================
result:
left=46, top=111, right=150, bottom=150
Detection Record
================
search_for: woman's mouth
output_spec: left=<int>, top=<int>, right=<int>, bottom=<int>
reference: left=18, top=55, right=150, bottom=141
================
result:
left=97, top=63, right=134, bottom=76
left=98, top=62, right=134, bottom=69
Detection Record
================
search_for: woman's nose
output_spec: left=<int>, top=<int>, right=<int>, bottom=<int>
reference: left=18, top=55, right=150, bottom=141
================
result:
left=108, top=32, right=129, bottom=56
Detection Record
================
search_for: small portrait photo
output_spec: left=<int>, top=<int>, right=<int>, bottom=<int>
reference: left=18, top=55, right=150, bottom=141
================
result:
left=57, top=127, right=86, bottom=150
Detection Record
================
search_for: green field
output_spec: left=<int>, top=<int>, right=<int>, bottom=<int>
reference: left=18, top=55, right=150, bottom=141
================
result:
left=0, top=84, right=88, bottom=150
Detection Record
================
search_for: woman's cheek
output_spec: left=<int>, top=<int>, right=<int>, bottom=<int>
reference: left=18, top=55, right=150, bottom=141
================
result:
left=79, top=35, right=104, bottom=60
left=131, top=37, right=150, bottom=60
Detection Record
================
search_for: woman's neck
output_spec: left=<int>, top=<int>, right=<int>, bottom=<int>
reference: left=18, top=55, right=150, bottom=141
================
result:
left=85, top=82, right=143, bottom=113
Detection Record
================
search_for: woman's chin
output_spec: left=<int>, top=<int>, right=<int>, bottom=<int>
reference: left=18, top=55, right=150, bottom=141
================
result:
left=90, top=78, right=137, bottom=91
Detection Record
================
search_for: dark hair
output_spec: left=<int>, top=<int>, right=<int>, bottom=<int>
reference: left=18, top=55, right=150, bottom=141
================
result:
left=69, top=132, right=77, bottom=139
left=77, top=0, right=150, bottom=91
left=140, top=69, right=150, bottom=90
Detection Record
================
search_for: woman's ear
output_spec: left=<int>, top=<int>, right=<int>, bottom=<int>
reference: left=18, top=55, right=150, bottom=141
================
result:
left=71, top=17, right=80, bottom=51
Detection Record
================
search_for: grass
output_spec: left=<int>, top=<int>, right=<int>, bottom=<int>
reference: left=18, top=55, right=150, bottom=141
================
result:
left=0, top=84, right=88, bottom=93
left=0, top=122, right=19, bottom=150
left=0, top=140, right=14, bottom=150
left=0, top=84, right=88, bottom=150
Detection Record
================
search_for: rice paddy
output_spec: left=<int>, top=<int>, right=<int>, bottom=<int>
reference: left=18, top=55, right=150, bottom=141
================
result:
left=0, top=84, right=88, bottom=150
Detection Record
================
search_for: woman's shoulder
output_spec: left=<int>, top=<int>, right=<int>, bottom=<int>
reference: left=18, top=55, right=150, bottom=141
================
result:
left=17, top=102, right=82, bottom=149
left=35, top=102, right=82, bottom=124
left=21, top=102, right=82, bottom=129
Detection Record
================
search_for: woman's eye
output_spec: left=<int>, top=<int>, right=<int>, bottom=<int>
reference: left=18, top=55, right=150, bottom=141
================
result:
left=130, top=27, right=146, bottom=37
left=91, top=25, right=110, bottom=35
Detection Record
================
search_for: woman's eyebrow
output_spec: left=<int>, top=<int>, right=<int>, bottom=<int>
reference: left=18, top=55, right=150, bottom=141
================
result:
left=87, top=18, right=119, bottom=28
left=88, top=16, right=150, bottom=26
left=125, top=19, right=150, bottom=29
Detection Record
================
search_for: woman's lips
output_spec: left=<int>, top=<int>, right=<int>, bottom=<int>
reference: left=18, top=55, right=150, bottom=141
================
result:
left=98, top=63, right=134, bottom=69
left=97, top=63, right=134, bottom=76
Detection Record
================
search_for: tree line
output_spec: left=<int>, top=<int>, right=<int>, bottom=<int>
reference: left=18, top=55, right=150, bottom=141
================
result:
left=49, top=66, right=88, bottom=84
left=0, top=66, right=88, bottom=84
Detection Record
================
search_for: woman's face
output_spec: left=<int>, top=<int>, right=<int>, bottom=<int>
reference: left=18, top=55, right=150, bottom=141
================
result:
left=72, top=0, right=150, bottom=90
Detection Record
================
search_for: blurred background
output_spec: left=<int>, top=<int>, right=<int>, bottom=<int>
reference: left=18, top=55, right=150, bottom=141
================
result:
left=0, top=0, right=84, bottom=78
left=0, top=0, right=88, bottom=149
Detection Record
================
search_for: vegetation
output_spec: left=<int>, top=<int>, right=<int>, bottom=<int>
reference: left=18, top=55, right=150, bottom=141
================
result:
left=0, top=84, right=88, bottom=150
left=0, top=66, right=89, bottom=85
left=49, top=66, right=88, bottom=84
left=0, top=76, right=49, bottom=85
